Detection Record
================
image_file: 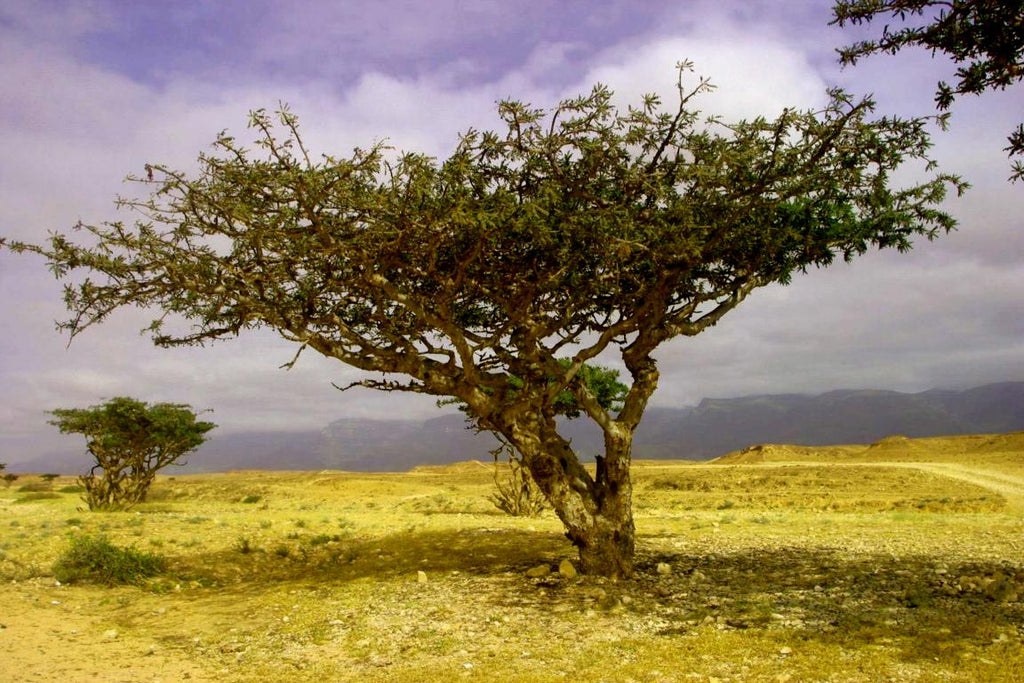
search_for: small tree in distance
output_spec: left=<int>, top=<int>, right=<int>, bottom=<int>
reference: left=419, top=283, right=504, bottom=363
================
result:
left=48, top=397, right=216, bottom=511
left=6, top=63, right=964, bottom=575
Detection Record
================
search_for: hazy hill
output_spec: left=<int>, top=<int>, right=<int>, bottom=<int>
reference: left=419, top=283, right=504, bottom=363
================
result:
left=22, top=381, right=1024, bottom=473
left=629, top=382, right=1024, bottom=460
left=715, top=431, right=1024, bottom=465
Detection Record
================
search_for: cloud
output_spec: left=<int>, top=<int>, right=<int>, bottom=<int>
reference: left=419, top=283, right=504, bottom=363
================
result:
left=1, top=1, right=1022, bottom=466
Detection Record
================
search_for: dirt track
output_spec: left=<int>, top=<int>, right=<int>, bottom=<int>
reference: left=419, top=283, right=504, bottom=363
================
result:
left=890, top=462, right=1024, bottom=512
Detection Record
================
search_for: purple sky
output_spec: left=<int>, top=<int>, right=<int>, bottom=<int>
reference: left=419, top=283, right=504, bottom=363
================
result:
left=1, top=1, right=1022, bottom=465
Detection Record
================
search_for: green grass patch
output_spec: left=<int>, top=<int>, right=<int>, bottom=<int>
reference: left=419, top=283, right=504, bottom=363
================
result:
left=15, top=492, right=62, bottom=502
left=52, top=534, right=166, bottom=585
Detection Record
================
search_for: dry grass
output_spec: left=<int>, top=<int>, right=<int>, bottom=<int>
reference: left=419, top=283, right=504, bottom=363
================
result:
left=1, top=433, right=1022, bottom=682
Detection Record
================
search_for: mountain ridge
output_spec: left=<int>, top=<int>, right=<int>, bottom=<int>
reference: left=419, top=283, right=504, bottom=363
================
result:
left=18, top=381, right=1024, bottom=473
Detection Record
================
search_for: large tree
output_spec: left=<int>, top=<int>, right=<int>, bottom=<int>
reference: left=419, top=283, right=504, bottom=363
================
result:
left=5, top=64, right=964, bottom=575
left=49, top=397, right=216, bottom=511
left=832, top=0, right=1024, bottom=180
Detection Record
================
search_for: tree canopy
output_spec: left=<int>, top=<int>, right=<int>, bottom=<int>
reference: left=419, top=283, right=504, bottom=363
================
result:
left=832, top=0, right=1024, bottom=180
left=49, top=397, right=216, bottom=510
left=7, top=63, right=964, bottom=574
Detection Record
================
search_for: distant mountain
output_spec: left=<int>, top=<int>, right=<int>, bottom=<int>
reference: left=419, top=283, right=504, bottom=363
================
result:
left=20, top=382, right=1024, bottom=473
left=627, top=381, right=1024, bottom=460
left=186, top=414, right=501, bottom=473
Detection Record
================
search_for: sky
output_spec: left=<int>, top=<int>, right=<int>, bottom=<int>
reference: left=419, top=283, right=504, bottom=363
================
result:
left=1, top=0, right=1022, bottom=465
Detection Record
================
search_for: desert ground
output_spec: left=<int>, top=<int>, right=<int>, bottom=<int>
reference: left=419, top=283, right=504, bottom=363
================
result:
left=2, top=432, right=1023, bottom=682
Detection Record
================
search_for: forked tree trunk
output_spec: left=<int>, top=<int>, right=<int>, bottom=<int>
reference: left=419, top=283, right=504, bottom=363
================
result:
left=506, top=412, right=637, bottom=578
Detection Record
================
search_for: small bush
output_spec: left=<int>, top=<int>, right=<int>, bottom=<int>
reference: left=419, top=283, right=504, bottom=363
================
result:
left=240, top=494, right=262, bottom=504
left=308, top=533, right=339, bottom=546
left=489, top=444, right=547, bottom=517
left=17, top=482, right=52, bottom=493
left=58, top=485, right=85, bottom=494
left=52, top=535, right=166, bottom=585
left=234, top=535, right=254, bottom=554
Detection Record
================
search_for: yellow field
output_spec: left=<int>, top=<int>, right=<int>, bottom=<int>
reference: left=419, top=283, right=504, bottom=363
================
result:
left=2, top=433, right=1023, bottom=682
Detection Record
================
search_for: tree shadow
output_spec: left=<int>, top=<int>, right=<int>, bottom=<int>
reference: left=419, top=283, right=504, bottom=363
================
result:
left=621, top=546, right=1023, bottom=664
left=166, top=525, right=574, bottom=586
left=164, top=527, right=1023, bottom=666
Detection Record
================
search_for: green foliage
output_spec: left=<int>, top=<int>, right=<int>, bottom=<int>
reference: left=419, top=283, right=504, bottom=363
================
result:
left=52, top=534, right=166, bottom=585
left=440, top=357, right=627, bottom=419
left=48, top=396, right=216, bottom=511
left=832, top=0, right=1024, bottom=180
left=2, top=473, right=19, bottom=488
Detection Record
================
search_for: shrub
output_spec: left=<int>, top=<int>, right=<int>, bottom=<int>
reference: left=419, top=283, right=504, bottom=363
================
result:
left=234, top=535, right=254, bottom=554
left=308, top=533, right=339, bottom=546
left=489, top=442, right=547, bottom=517
left=52, top=535, right=165, bottom=585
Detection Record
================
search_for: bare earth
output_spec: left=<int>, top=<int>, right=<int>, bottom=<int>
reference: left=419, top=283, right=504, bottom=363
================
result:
left=2, top=432, right=1023, bottom=682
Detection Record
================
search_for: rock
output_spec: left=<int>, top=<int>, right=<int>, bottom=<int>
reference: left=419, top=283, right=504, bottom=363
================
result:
left=526, top=564, right=551, bottom=578
left=558, top=560, right=577, bottom=579
left=416, top=570, right=428, bottom=584
left=103, top=629, right=119, bottom=640
left=656, top=562, right=672, bottom=575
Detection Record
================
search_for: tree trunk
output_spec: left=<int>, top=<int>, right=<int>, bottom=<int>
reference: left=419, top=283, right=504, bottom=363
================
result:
left=505, top=411, right=636, bottom=578
left=571, top=428, right=636, bottom=578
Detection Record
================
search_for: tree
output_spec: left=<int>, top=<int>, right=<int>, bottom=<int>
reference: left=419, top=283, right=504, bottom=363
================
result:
left=48, top=397, right=216, bottom=511
left=5, top=63, right=964, bottom=575
left=832, top=0, right=1024, bottom=180
left=2, top=473, right=17, bottom=488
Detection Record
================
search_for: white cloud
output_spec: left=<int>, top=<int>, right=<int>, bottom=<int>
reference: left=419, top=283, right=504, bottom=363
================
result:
left=1, top=1, right=1022, bottom=466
